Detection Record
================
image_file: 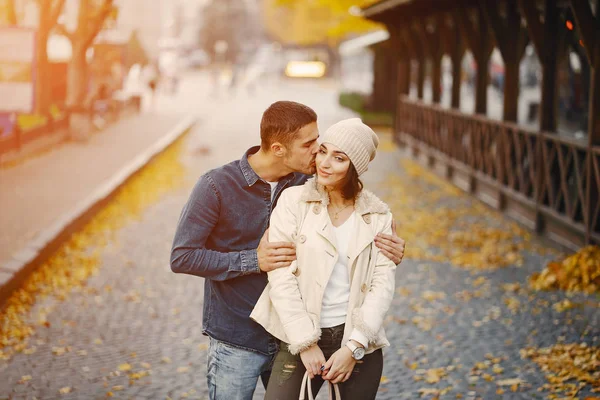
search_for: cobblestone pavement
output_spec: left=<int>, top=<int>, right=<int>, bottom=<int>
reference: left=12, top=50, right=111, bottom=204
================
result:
left=1, top=71, right=599, bottom=400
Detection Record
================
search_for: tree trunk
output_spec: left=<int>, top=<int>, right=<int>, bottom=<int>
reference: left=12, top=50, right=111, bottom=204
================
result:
left=451, top=54, right=462, bottom=108
left=503, top=61, right=520, bottom=122
left=34, top=29, right=50, bottom=114
left=66, top=44, right=89, bottom=108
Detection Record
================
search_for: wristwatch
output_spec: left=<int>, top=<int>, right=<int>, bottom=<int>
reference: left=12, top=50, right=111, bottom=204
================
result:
left=345, top=341, right=365, bottom=360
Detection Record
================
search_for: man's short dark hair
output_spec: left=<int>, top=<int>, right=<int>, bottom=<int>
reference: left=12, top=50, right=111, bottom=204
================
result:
left=260, top=101, right=317, bottom=151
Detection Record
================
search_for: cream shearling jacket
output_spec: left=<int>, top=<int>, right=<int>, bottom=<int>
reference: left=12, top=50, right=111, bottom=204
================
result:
left=250, top=178, right=397, bottom=355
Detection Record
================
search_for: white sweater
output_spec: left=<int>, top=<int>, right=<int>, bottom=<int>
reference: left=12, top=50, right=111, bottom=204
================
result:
left=321, top=212, right=369, bottom=348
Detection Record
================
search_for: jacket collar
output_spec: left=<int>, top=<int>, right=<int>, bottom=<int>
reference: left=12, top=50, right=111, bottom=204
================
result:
left=240, top=146, right=296, bottom=188
left=240, top=146, right=261, bottom=186
left=299, top=177, right=389, bottom=215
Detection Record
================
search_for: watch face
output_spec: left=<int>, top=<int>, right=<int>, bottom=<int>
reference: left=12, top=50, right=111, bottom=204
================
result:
left=354, top=347, right=366, bottom=360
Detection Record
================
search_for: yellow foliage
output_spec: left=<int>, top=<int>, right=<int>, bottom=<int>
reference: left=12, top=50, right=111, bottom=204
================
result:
left=0, top=138, right=186, bottom=358
left=521, top=343, right=600, bottom=396
left=375, top=139, right=552, bottom=270
left=327, top=15, right=382, bottom=39
left=529, top=246, right=600, bottom=294
left=265, top=0, right=382, bottom=45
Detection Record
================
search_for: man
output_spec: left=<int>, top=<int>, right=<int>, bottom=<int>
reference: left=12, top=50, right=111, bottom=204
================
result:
left=170, top=101, right=405, bottom=400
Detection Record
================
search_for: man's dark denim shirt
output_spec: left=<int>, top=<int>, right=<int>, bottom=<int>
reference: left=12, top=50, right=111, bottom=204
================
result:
left=170, top=146, right=308, bottom=355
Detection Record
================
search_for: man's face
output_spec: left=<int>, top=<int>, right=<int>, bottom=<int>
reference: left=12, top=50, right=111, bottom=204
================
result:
left=283, top=122, right=320, bottom=175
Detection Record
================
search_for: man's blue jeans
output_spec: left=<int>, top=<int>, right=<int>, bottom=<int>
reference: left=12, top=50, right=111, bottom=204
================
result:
left=207, top=338, right=274, bottom=400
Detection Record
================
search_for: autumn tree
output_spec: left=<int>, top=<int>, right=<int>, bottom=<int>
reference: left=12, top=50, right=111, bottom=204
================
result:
left=269, top=0, right=382, bottom=44
left=56, top=0, right=115, bottom=108
left=0, top=0, right=66, bottom=114
left=0, top=0, right=18, bottom=25
left=32, top=0, right=66, bottom=114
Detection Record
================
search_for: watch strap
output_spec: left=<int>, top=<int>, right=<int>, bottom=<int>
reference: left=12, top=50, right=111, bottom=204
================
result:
left=345, top=340, right=364, bottom=360
left=345, top=341, right=357, bottom=353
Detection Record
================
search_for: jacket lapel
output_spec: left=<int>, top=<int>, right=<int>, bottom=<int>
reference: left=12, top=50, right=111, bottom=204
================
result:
left=298, top=177, right=390, bottom=285
left=347, top=213, right=374, bottom=278
left=315, top=217, right=337, bottom=252
left=309, top=211, right=338, bottom=288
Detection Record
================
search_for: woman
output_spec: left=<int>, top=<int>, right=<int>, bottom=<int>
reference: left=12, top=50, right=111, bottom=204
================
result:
left=251, top=118, right=400, bottom=399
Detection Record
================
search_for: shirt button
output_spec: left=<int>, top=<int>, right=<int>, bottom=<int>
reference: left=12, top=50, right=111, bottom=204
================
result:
left=362, top=214, right=371, bottom=224
left=298, top=235, right=306, bottom=243
left=313, top=204, right=322, bottom=214
left=361, top=283, right=368, bottom=293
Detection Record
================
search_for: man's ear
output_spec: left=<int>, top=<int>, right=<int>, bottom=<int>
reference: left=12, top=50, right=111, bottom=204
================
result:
left=271, top=142, right=286, bottom=158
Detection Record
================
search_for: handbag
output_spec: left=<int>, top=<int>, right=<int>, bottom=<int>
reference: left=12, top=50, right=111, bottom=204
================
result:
left=299, top=371, right=342, bottom=400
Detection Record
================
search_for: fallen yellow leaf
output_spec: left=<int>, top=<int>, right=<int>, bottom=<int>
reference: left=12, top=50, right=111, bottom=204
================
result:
left=58, top=387, right=72, bottom=394
left=496, top=378, right=524, bottom=386
left=118, top=363, right=132, bottom=372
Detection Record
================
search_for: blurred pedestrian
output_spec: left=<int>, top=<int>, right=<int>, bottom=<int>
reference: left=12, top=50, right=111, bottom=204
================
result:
left=170, top=102, right=405, bottom=400
left=252, top=118, right=401, bottom=400
left=91, top=83, right=113, bottom=129
left=142, top=62, right=159, bottom=110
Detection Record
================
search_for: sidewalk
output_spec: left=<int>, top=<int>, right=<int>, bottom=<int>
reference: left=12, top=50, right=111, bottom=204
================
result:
left=0, top=112, right=194, bottom=292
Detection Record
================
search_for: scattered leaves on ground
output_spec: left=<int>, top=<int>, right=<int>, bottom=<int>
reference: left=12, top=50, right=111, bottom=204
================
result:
left=379, top=158, right=554, bottom=270
left=0, top=139, right=186, bottom=360
left=530, top=246, right=600, bottom=294
left=521, top=343, right=600, bottom=397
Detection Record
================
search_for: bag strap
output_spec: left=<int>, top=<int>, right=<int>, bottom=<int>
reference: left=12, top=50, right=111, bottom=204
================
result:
left=299, top=371, right=341, bottom=400
left=299, top=371, right=313, bottom=400
left=329, top=380, right=341, bottom=400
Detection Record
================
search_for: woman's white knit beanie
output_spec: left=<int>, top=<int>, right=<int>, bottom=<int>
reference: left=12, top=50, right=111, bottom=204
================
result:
left=320, top=118, right=379, bottom=176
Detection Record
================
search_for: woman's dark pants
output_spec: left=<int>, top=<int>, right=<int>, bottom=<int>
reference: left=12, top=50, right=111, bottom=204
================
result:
left=264, top=324, right=383, bottom=400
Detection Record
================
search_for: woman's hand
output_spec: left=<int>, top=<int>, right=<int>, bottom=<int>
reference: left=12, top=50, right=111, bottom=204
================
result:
left=322, top=346, right=357, bottom=384
left=300, top=344, right=326, bottom=379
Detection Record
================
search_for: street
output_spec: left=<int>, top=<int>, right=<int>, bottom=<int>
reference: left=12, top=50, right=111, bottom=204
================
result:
left=1, top=71, right=598, bottom=400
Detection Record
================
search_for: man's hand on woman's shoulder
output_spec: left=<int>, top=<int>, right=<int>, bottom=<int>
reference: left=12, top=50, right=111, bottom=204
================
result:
left=257, top=228, right=297, bottom=273
left=374, top=219, right=406, bottom=265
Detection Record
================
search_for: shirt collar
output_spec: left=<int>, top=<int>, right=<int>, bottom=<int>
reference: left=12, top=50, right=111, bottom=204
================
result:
left=240, top=146, right=296, bottom=188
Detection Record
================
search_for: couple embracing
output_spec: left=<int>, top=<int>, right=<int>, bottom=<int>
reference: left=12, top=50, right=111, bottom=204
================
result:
left=171, top=101, right=405, bottom=400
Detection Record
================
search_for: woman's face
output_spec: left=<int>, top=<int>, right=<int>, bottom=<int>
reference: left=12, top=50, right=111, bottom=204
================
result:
left=315, top=142, right=351, bottom=189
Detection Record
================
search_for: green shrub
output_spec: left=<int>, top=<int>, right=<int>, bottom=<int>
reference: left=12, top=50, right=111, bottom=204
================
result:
left=338, top=91, right=392, bottom=127
left=338, top=92, right=366, bottom=112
